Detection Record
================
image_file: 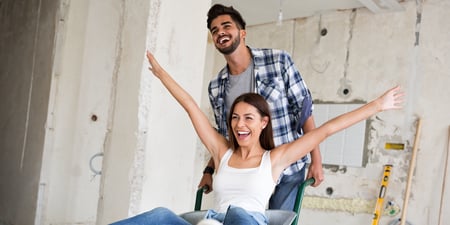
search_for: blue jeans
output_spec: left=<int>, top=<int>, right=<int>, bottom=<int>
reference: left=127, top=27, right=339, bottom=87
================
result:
left=268, top=166, right=306, bottom=210
left=110, top=207, right=191, bottom=225
left=206, top=206, right=267, bottom=225
left=110, top=206, right=266, bottom=225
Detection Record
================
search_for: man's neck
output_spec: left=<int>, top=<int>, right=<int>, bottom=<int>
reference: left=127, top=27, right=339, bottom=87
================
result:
left=225, top=46, right=252, bottom=75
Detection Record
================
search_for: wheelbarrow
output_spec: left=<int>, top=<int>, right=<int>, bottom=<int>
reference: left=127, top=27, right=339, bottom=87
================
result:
left=180, top=177, right=315, bottom=225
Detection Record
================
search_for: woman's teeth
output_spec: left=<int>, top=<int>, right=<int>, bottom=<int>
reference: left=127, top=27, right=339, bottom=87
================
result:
left=238, top=131, right=250, bottom=136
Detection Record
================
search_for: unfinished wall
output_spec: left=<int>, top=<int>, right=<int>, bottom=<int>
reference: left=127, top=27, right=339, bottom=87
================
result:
left=232, top=0, right=450, bottom=224
left=293, top=1, right=450, bottom=224
left=96, top=0, right=150, bottom=224
left=100, top=0, right=212, bottom=222
left=0, top=0, right=60, bottom=224
left=138, top=0, right=211, bottom=216
left=38, top=0, right=123, bottom=224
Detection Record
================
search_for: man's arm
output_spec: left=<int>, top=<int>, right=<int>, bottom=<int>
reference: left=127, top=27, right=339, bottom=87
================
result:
left=302, top=116, right=324, bottom=187
left=280, top=51, right=324, bottom=187
left=198, top=158, right=215, bottom=194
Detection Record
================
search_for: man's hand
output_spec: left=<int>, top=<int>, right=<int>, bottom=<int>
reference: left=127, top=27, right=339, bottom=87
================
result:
left=303, top=116, right=324, bottom=187
left=198, top=173, right=213, bottom=194
left=306, top=160, right=324, bottom=187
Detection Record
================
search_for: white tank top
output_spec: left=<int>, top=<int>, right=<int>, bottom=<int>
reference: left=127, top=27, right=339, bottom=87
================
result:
left=213, top=149, right=276, bottom=214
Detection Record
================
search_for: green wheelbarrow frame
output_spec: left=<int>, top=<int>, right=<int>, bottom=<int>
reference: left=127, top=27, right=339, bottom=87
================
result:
left=191, top=177, right=315, bottom=225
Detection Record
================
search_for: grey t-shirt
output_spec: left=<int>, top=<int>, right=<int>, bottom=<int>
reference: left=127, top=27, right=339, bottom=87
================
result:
left=225, top=61, right=255, bottom=117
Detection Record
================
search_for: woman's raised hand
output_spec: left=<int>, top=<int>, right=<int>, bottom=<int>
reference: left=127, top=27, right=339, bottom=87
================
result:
left=146, top=50, right=165, bottom=79
left=376, top=85, right=405, bottom=111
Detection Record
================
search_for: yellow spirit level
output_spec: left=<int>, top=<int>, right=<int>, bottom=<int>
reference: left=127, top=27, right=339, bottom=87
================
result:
left=372, top=164, right=393, bottom=225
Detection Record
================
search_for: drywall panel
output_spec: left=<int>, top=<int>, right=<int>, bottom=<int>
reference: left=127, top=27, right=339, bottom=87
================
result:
left=314, top=104, right=366, bottom=167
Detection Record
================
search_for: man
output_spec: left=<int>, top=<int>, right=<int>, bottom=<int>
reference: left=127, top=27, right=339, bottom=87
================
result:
left=199, top=4, right=324, bottom=210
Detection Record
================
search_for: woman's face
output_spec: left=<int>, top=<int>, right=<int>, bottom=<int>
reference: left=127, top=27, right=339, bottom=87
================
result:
left=230, top=102, right=268, bottom=147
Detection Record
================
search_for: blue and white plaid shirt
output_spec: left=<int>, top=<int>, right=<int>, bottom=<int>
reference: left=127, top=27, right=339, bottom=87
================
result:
left=208, top=47, right=313, bottom=176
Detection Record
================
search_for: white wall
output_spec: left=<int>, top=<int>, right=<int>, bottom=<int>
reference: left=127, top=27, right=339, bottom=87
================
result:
left=97, top=0, right=212, bottom=224
left=139, top=0, right=211, bottom=214
left=99, top=0, right=211, bottom=222
left=41, top=0, right=123, bottom=224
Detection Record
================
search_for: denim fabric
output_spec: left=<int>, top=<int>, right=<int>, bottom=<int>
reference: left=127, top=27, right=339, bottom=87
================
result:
left=205, top=205, right=268, bottom=225
left=109, top=207, right=191, bottom=225
left=268, top=167, right=306, bottom=210
left=109, top=206, right=268, bottom=225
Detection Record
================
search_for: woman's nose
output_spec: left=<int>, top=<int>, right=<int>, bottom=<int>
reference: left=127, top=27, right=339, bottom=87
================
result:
left=237, top=118, right=245, bottom=127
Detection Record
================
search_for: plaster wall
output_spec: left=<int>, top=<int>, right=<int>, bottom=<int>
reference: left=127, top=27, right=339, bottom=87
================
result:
left=138, top=0, right=211, bottom=214
left=96, top=1, right=150, bottom=224
left=208, top=0, right=449, bottom=224
left=98, top=0, right=211, bottom=224
left=39, top=0, right=124, bottom=224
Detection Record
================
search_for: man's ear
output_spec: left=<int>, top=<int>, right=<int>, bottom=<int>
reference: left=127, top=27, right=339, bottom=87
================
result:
left=241, top=29, right=247, bottom=39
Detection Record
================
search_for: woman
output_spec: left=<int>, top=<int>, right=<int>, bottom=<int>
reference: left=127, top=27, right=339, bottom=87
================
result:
left=111, top=51, right=404, bottom=225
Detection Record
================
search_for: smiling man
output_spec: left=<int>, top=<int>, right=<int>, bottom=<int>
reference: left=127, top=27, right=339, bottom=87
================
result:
left=198, top=4, right=325, bottom=211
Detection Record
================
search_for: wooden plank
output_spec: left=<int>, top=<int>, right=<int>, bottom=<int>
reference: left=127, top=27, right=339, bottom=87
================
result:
left=438, top=126, right=450, bottom=225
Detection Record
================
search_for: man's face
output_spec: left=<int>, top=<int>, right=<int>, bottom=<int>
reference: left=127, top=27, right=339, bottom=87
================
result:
left=210, top=15, right=245, bottom=55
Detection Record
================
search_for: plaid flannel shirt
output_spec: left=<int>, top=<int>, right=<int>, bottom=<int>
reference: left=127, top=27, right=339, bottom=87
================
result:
left=208, top=47, right=313, bottom=176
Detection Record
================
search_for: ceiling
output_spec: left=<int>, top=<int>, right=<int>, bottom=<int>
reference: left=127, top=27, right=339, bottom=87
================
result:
left=211, top=0, right=404, bottom=26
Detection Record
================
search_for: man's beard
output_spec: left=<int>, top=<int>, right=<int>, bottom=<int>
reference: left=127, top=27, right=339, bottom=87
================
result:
left=216, top=33, right=241, bottom=55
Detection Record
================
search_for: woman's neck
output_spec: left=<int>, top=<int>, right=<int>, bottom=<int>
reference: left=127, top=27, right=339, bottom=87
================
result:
left=236, top=145, right=264, bottom=159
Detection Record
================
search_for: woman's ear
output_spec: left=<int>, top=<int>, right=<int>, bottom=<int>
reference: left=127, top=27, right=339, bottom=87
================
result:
left=261, top=116, right=269, bottom=129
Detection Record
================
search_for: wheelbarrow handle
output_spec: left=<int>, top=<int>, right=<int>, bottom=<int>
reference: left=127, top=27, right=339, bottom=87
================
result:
left=195, top=185, right=209, bottom=211
left=292, top=177, right=315, bottom=225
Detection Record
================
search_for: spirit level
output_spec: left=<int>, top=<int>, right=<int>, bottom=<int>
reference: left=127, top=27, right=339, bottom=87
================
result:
left=372, top=164, right=393, bottom=225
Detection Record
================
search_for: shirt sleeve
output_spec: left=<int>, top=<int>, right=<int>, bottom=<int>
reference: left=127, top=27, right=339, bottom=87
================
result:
left=281, top=51, right=313, bottom=134
left=208, top=77, right=228, bottom=137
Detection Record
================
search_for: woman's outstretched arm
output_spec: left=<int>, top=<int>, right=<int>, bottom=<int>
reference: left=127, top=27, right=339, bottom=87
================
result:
left=273, top=86, right=405, bottom=172
left=146, top=51, right=228, bottom=159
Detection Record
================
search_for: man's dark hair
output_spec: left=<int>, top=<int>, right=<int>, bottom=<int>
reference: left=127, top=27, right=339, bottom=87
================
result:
left=207, top=4, right=246, bottom=30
